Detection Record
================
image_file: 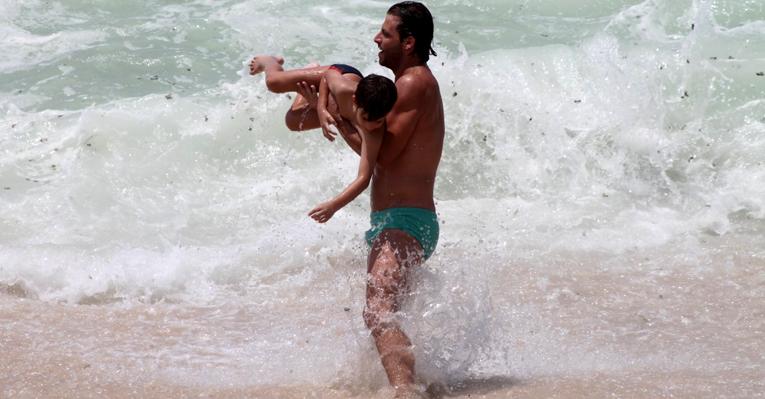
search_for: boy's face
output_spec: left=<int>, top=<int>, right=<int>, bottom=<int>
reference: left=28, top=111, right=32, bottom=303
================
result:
left=355, top=106, right=385, bottom=132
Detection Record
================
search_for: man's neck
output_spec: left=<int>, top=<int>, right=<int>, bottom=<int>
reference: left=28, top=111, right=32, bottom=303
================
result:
left=392, top=57, right=427, bottom=80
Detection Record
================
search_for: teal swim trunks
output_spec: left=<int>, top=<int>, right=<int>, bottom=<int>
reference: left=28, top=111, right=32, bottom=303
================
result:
left=365, top=207, right=440, bottom=260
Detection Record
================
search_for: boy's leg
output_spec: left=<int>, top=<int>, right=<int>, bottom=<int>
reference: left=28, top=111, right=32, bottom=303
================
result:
left=249, top=56, right=362, bottom=132
left=249, top=55, right=284, bottom=75
left=250, top=56, right=326, bottom=130
left=286, top=95, right=349, bottom=132
left=285, top=63, right=321, bottom=131
left=249, top=55, right=328, bottom=93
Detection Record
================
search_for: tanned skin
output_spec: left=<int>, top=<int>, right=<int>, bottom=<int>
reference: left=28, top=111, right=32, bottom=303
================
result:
left=249, top=56, right=386, bottom=223
left=335, top=12, right=445, bottom=399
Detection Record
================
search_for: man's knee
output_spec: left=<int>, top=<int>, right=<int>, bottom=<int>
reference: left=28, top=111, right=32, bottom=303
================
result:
left=363, top=306, right=395, bottom=335
left=362, top=306, right=377, bottom=331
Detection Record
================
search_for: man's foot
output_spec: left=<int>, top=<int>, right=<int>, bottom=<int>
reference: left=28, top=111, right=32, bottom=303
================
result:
left=393, top=385, right=429, bottom=399
left=249, top=55, right=284, bottom=75
left=425, top=382, right=447, bottom=399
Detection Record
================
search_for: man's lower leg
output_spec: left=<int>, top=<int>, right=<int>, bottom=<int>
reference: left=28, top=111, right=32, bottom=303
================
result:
left=373, top=325, right=416, bottom=389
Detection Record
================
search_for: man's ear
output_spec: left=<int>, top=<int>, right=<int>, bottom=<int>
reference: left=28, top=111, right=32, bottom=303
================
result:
left=402, top=36, right=416, bottom=55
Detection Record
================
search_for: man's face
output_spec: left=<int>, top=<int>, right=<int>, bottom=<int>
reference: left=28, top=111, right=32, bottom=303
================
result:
left=374, top=14, right=403, bottom=68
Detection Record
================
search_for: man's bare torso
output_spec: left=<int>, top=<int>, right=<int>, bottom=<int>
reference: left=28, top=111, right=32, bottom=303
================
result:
left=371, top=66, right=444, bottom=212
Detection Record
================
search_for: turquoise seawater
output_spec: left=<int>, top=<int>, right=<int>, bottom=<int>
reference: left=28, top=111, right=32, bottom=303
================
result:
left=1, top=0, right=764, bottom=392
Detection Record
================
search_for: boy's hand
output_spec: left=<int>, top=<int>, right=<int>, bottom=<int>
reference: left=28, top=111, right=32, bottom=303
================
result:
left=318, top=109, right=337, bottom=142
left=296, top=81, right=318, bottom=108
left=308, top=201, right=337, bottom=223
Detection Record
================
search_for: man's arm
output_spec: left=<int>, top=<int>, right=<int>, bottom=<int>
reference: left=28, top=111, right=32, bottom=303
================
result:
left=377, top=76, right=423, bottom=167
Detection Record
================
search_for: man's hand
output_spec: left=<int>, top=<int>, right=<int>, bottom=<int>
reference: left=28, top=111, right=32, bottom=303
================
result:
left=308, top=201, right=337, bottom=223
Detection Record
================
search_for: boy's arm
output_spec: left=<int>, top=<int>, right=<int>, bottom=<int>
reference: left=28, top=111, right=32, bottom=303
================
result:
left=317, top=68, right=358, bottom=142
left=308, top=128, right=383, bottom=223
left=336, top=118, right=362, bottom=155
left=323, top=68, right=357, bottom=117
left=316, top=74, right=337, bottom=141
left=321, top=67, right=362, bottom=153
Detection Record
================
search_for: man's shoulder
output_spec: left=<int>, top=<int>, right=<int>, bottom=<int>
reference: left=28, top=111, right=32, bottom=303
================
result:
left=395, top=73, right=425, bottom=90
left=396, top=67, right=437, bottom=97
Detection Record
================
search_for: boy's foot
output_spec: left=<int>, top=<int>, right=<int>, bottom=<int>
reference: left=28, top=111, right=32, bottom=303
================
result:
left=249, top=55, right=284, bottom=75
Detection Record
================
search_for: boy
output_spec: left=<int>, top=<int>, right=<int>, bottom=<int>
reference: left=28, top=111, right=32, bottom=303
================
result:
left=249, top=56, right=397, bottom=222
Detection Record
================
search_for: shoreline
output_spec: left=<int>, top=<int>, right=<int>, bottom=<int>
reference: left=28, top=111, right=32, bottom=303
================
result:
left=2, top=293, right=763, bottom=399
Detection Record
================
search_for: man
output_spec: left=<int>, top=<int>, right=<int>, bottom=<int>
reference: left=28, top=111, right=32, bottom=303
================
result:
left=335, top=2, right=444, bottom=398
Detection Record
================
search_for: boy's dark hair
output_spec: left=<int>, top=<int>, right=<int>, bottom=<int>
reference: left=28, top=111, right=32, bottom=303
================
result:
left=355, top=74, right=397, bottom=121
left=387, top=1, right=437, bottom=62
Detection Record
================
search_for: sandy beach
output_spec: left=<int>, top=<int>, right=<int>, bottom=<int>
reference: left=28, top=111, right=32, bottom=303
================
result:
left=3, top=243, right=763, bottom=399
left=3, top=1, right=765, bottom=398
left=2, top=307, right=761, bottom=399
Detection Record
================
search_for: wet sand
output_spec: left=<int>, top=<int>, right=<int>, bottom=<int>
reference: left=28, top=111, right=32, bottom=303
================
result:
left=1, top=325, right=761, bottom=399
left=3, top=244, right=763, bottom=399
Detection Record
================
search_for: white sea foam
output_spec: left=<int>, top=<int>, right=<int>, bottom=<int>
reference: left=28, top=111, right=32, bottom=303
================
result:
left=0, top=27, right=107, bottom=73
left=1, top=0, right=763, bottom=389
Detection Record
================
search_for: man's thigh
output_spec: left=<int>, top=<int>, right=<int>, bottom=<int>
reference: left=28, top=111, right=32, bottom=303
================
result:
left=366, top=229, right=424, bottom=299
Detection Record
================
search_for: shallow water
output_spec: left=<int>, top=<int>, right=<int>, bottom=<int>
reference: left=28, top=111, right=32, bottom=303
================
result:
left=1, top=0, right=764, bottom=396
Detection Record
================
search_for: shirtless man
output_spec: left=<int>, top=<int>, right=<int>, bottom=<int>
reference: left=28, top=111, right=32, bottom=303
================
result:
left=335, top=2, right=445, bottom=398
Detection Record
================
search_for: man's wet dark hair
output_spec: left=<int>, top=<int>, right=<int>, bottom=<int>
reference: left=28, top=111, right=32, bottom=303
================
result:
left=387, top=1, right=437, bottom=62
left=355, top=74, right=397, bottom=121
